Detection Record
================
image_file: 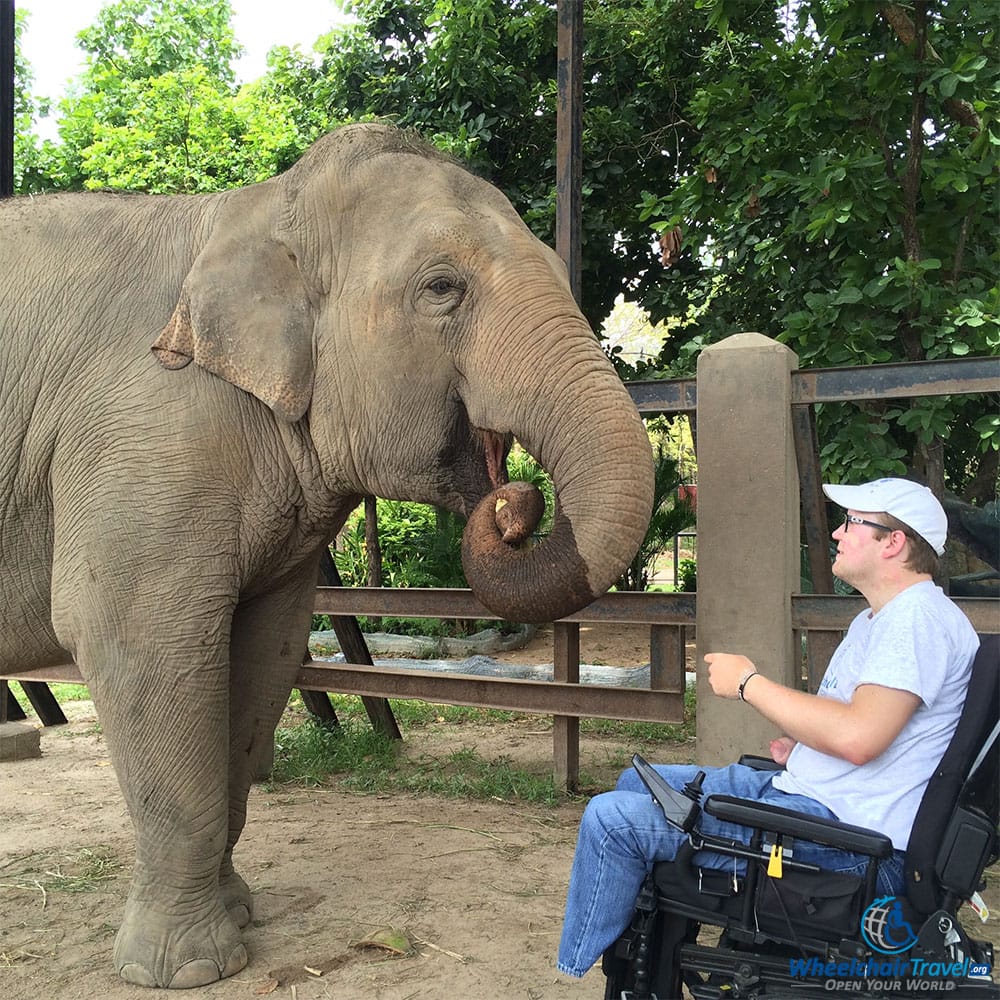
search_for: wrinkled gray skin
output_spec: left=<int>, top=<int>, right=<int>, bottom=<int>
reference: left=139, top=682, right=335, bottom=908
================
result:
left=0, top=124, right=653, bottom=988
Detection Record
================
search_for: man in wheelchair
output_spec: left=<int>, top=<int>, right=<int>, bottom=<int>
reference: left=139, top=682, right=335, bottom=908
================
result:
left=555, top=478, right=996, bottom=998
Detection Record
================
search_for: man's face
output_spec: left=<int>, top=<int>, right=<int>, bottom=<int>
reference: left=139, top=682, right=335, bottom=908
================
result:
left=830, top=509, right=893, bottom=586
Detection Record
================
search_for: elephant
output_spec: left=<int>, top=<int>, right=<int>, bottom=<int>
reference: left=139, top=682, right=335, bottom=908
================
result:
left=0, top=123, right=653, bottom=988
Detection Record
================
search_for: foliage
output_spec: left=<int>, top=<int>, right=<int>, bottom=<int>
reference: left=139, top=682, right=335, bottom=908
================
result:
left=334, top=499, right=469, bottom=591
left=617, top=444, right=696, bottom=591
left=16, top=0, right=324, bottom=193
left=639, top=0, right=999, bottom=497
left=676, top=558, right=698, bottom=594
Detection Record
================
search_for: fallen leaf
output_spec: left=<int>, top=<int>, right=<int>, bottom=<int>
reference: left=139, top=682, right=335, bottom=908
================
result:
left=350, top=927, right=414, bottom=955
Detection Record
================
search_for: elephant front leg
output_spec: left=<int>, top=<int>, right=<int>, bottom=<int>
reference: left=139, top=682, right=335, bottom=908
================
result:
left=221, top=569, right=320, bottom=926
left=74, top=633, right=247, bottom=989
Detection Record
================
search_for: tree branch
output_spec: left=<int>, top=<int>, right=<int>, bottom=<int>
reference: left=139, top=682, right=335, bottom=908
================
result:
left=899, top=3, right=926, bottom=268
left=879, top=3, right=982, bottom=135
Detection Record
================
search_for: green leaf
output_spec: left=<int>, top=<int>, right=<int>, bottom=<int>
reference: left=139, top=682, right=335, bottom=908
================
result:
left=939, top=73, right=959, bottom=98
left=834, top=285, right=864, bottom=305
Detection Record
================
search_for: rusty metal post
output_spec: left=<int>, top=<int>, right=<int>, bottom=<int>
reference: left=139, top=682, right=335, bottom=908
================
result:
left=556, top=0, right=583, bottom=303
left=317, top=550, right=401, bottom=740
left=791, top=403, right=842, bottom=690
left=552, top=621, right=580, bottom=792
left=649, top=624, right=686, bottom=693
left=0, top=0, right=13, bottom=198
left=553, top=0, right=584, bottom=795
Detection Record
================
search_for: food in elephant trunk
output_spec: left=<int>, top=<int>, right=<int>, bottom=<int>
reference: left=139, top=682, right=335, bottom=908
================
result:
left=490, top=480, right=546, bottom=545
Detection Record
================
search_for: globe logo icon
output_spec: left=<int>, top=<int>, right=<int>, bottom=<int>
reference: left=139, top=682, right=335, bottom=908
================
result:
left=860, top=896, right=918, bottom=954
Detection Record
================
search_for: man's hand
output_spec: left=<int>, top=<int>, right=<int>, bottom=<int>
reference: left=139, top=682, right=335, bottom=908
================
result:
left=704, top=652, right=756, bottom=699
left=769, top=736, right=797, bottom=765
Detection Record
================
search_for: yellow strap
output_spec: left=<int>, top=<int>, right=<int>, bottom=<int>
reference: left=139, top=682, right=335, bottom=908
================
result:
left=767, top=842, right=783, bottom=879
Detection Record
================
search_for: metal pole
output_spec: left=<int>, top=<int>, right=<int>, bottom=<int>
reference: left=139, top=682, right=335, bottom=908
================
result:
left=555, top=0, right=582, bottom=304
left=0, top=0, right=14, bottom=197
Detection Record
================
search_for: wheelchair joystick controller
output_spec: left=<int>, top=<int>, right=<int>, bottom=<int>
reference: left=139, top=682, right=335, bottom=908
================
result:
left=681, top=770, right=705, bottom=802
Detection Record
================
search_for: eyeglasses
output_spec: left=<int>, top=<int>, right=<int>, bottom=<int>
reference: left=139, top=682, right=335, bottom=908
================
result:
left=843, top=514, right=891, bottom=533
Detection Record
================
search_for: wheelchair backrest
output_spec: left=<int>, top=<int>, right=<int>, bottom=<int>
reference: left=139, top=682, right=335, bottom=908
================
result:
left=904, top=633, right=999, bottom=917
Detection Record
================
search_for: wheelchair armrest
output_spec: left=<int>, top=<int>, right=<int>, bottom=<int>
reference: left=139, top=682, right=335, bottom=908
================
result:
left=737, top=754, right=784, bottom=772
left=703, top=794, right=895, bottom=858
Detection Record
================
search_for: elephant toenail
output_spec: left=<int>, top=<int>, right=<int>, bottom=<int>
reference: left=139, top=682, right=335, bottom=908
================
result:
left=167, top=958, right=224, bottom=989
left=118, top=963, right=158, bottom=987
left=223, top=944, right=249, bottom=977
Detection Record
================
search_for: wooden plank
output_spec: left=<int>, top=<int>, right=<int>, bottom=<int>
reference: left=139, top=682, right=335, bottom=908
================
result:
left=317, top=551, right=401, bottom=740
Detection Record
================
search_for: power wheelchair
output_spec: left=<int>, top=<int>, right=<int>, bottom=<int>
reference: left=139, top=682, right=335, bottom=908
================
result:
left=603, top=633, right=999, bottom=1000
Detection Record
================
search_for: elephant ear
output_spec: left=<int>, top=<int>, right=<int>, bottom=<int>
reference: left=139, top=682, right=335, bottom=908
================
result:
left=152, top=233, right=315, bottom=423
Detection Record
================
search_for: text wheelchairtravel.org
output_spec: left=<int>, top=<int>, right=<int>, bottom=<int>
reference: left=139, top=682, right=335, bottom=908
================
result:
left=789, top=956, right=993, bottom=991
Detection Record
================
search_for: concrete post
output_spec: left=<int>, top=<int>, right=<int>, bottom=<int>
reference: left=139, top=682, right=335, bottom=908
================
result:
left=695, top=334, right=800, bottom=765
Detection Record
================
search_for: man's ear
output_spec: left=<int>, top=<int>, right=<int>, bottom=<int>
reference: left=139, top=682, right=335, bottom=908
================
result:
left=881, top=528, right=910, bottom=560
left=152, top=233, right=315, bottom=423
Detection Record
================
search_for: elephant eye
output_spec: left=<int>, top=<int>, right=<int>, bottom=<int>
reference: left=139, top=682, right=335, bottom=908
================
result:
left=419, top=273, right=467, bottom=313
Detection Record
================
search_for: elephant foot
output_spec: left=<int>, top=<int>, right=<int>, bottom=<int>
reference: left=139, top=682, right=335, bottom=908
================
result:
left=119, top=947, right=247, bottom=989
left=114, top=897, right=247, bottom=988
left=220, top=869, right=253, bottom=928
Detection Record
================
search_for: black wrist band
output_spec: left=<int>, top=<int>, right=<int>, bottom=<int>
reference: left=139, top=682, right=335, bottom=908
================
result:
left=738, top=670, right=759, bottom=702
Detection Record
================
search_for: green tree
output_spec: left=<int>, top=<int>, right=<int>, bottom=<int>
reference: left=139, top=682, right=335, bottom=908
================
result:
left=9, top=5, right=51, bottom=191
left=51, top=0, right=245, bottom=191
left=640, top=0, right=999, bottom=499
left=272, top=0, right=775, bottom=329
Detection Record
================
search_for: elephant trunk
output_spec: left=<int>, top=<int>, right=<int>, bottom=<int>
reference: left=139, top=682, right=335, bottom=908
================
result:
left=461, top=323, right=654, bottom=624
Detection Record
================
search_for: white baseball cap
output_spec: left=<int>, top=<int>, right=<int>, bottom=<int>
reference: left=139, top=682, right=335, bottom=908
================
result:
left=823, top=477, right=948, bottom=555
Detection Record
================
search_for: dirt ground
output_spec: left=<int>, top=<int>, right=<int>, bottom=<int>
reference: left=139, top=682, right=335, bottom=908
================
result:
left=1, top=623, right=996, bottom=1000
left=0, top=624, right=664, bottom=1000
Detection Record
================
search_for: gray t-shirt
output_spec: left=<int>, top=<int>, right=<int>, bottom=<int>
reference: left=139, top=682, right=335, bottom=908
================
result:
left=772, top=581, right=979, bottom=849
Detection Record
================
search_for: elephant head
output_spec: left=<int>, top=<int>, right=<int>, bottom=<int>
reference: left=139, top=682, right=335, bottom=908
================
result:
left=152, top=124, right=653, bottom=623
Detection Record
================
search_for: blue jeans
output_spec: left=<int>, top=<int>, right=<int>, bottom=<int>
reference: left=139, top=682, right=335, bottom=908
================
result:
left=557, top=763, right=906, bottom=978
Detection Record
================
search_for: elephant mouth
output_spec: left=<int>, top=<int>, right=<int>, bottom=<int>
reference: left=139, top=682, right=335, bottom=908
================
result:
left=469, top=429, right=547, bottom=547
left=480, top=428, right=509, bottom=491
